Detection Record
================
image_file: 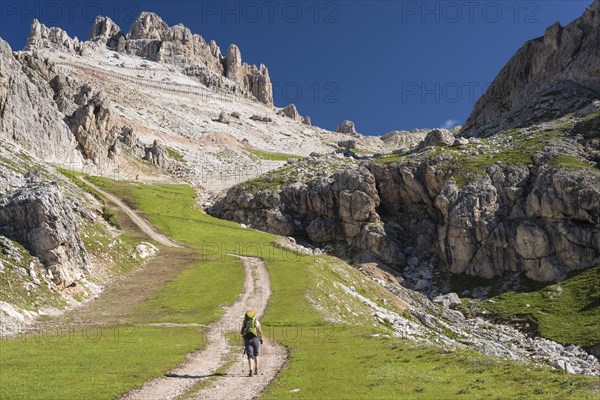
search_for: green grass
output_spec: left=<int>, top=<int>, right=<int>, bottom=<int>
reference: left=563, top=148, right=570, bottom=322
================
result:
left=166, top=147, right=186, bottom=162
left=98, top=180, right=597, bottom=399
left=246, top=148, right=301, bottom=161
left=262, top=330, right=596, bottom=400
left=79, top=220, right=143, bottom=277
left=55, top=167, right=103, bottom=200
left=261, top=253, right=599, bottom=399
left=547, top=154, right=593, bottom=170
left=101, top=206, right=121, bottom=228
left=480, top=266, right=600, bottom=348
left=139, top=258, right=243, bottom=324
left=0, top=326, right=204, bottom=400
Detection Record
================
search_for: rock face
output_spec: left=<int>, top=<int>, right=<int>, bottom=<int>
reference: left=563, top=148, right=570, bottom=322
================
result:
left=0, top=182, right=88, bottom=289
left=88, top=16, right=124, bottom=50
left=67, top=92, right=118, bottom=163
left=211, top=153, right=600, bottom=283
left=0, top=38, right=80, bottom=163
left=224, top=45, right=274, bottom=106
left=462, top=1, right=600, bottom=135
left=337, top=120, right=358, bottom=135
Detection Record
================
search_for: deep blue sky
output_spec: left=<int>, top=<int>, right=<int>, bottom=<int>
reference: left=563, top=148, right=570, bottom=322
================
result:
left=0, top=1, right=591, bottom=135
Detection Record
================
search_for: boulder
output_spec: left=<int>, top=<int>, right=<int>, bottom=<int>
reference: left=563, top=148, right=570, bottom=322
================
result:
left=337, top=120, right=357, bottom=135
left=215, top=111, right=230, bottom=124
left=279, top=104, right=303, bottom=122
left=433, top=293, right=462, bottom=309
left=337, top=139, right=357, bottom=149
left=423, top=129, right=455, bottom=147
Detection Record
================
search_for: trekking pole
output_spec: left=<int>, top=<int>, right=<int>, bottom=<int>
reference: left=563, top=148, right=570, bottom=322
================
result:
left=242, top=347, right=246, bottom=375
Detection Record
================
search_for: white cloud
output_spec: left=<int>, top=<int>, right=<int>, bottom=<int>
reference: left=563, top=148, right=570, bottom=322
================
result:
left=441, top=119, right=460, bottom=130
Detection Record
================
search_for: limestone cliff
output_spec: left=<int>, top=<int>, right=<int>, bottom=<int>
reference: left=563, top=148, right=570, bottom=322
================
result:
left=0, top=38, right=80, bottom=164
left=462, top=0, right=600, bottom=136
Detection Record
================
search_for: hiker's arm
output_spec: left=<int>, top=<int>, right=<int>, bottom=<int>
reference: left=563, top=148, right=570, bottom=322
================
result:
left=258, top=326, right=264, bottom=339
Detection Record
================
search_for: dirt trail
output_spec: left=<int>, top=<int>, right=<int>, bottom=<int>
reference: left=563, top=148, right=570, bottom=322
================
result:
left=79, top=177, right=182, bottom=248
left=120, top=257, right=286, bottom=400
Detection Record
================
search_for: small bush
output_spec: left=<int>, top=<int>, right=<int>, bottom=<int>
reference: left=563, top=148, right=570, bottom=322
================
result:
left=101, top=206, right=121, bottom=229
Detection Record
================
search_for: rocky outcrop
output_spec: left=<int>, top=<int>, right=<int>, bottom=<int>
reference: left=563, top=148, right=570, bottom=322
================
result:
left=88, top=16, right=124, bottom=50
left=0, top=182, right=88, bottom=289
left=25, top=19, right=82, bottom=54
left=67, top=92, right=119, bottom=164
left=224, top=44, right=243, bottom=84
left=224, top=45, right=274, bottom=106
left=144, top=140, right=170, bottom=168
left=278, top=104, right=303, bottom=122
left=337, top=120, right=358, bottom=135
left=462, top=1, right=600, bottom=135
left=246, top=64, right=274, bottom=106
left=211, top=148, right=600, bottom=284
left=128, top=11, right=168, bottom=40
left=0, top=38, right=80, bottom=164
left=212, top=162, right=405, bottom=268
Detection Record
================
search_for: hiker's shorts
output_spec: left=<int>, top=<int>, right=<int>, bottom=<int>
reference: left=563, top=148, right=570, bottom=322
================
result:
left=244, top=336, right=261, bottom=359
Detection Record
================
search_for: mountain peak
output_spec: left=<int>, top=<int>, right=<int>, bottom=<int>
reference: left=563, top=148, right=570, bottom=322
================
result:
left=25, top=18, right=81, bottom=53
left=462, top=2, right=600, bottom=136
left=128, top=11, right=168, bottom=40
left=88, top=16, right=123, bottom=49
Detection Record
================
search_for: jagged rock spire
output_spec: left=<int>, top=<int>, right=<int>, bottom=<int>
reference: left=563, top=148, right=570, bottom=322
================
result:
left=127, top=11, right=168, bottom=40
left=88, top=16, right=124, bottom=50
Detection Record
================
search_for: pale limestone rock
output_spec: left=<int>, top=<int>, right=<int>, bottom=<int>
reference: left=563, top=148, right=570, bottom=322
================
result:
left=279, top=104, right=303, bottom=122
left=0, top=38, right=80, bottom=164
left=88, top=16, right=124, bottom=50
left=337, top=120, right=357, bottom=135
left=423, top=129, right=455, bottom=147
left=25, top=19, right=82, bottom=53
left=0, top=183, right=88, bottom=289
left=463, top=1, right=600, bottom=135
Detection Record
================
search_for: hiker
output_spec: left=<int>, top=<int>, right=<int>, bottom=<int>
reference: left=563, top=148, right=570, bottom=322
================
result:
left=241, top=310, right=264, bottom=377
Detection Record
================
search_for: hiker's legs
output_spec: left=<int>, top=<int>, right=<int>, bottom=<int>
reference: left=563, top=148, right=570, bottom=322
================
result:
left=251, top=337, right=261, bottom=373
left=245, top=337, right=256, bottom=376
